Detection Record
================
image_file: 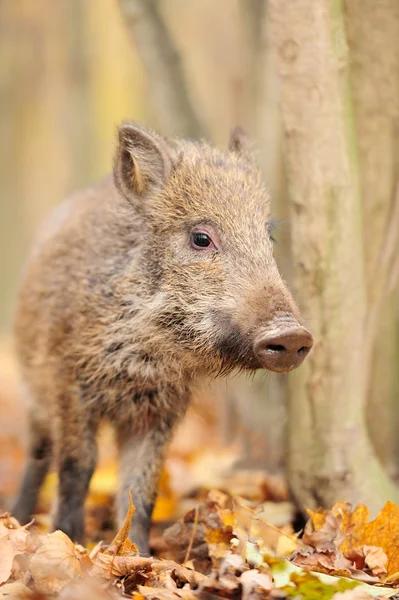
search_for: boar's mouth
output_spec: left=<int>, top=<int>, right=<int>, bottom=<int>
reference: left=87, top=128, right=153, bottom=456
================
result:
left=157, top=307, right=259, bottom=373
left=212, top=312, right=261, bottom=373
left=157, top=308, right=312, bottom=375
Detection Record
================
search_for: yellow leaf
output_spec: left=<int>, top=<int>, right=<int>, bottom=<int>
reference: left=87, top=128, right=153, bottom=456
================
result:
left=276, top=529, right=300, bottom=556
left=307, top=507, right=328, bottom=531
left=340, top=502, right=399, bottom=577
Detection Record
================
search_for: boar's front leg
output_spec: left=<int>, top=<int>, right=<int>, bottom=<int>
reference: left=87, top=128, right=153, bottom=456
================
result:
left=116, top=408, right=184, bottom=556
left=13, top=410, right=53, bottom=524
left=53, top=390, right=100, bottom=543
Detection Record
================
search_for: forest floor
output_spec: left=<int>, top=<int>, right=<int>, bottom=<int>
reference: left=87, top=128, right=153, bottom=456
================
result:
left=1, top=341, right=399, bottom=599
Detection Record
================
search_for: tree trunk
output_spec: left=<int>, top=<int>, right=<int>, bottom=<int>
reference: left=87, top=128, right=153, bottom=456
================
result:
left=268, top=0, right=399, bottom=513
left=118, top=0, right=205, bottom=138
left=343, top=0, right=399, bottom=473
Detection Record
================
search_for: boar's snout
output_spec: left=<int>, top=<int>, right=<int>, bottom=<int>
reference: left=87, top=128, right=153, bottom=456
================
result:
left=253, top=327, right=313, bottom=373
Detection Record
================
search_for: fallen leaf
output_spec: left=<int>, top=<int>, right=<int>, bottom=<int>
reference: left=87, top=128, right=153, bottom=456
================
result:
left=164, top=492, right=235, bottom=567
left=29, top=530, right=83, bottom=593
left=106, top=488, right=137, bottom=555
left=346, top=545, right=388, bottom=577
left=0, top=581, right=33, bottom=598
left=305, top=501, right=399, bottom=580
left=136, top=586, right=196, bottom=599
left=0, top=538, right=20, bottom=585
left=154, top=559, right=209, bottom=587
left=291, top=546, right=383, bottom=584
left=240, top=568, right=273, bottom=599
left=91, top=553, right=152, bottom=579
left=265, top=556, right=397, bottom=597
left=304, top=502, right=352, bottom=550
left=331, top=590, right=378, bottom=600
left=0, top=514, right=31, bottom=584
left=340, top=502, right=399, bottom=578
left=282, top=570, right=360, bottom=599
left=152, top=469, right=178, bottom=522
left=58, top=576, right=122, bottom=600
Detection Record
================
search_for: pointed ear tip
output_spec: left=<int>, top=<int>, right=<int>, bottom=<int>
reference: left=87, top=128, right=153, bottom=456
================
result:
left=118, top=122, right=167, bottom=150
left=118, top=122, right=140, bottom=142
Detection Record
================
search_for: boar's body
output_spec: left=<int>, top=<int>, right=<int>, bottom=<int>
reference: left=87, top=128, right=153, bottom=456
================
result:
left=13, top=124, right=312, bottom=554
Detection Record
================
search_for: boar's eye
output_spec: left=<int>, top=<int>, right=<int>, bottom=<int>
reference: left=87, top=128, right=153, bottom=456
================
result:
left=191, top=231, right=216, bottom=250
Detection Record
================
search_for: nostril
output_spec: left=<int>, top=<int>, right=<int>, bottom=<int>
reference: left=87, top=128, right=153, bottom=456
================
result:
left=267, top=344, right=286, bottom=353
left=297, top=345, right=309, bottom=355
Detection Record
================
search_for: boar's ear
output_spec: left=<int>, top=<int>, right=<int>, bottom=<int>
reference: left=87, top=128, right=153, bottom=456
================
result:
left=114, top=123, right=173, bottom=204
left=228, top=126, right=252, bottom=155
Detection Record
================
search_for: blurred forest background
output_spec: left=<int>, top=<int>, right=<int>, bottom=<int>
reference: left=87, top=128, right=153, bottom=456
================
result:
left=0, top=0, right=399, bottom=524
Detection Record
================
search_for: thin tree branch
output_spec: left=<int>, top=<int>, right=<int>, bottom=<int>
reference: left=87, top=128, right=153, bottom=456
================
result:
left=118, top=0, right=205, bottom=139
left=239, top=0, right=267, bottom=133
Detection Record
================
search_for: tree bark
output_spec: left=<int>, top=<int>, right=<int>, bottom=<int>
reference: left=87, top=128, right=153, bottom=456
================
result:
left=118, top=0, right=205, bottom=138
left=343, top=0, right=399, bottom=471
left=239, top=0, right=266, bottom=136
left=268, top=0, right=399, bottom=513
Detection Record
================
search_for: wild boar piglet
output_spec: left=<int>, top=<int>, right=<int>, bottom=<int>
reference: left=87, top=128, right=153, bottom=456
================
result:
left=13, top=123, right=313, bottom=554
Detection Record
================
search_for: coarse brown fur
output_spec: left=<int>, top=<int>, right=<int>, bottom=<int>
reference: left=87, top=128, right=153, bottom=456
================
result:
left=13, top=123, right=308, bottom=554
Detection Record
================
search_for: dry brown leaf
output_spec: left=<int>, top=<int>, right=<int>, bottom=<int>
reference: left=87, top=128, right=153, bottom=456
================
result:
left=163, top=520, right=208, bottom=561
left=0, top=515, right=32, bottom=584
left=207, top=489, right=231, bottom=508
left=91, top=549, right=210, bottom=597
left=106, top=488, right=137, bottom=555
left=0, top=539, right=20, bottom=585
left=203, top=495, right=237, bottom=560
left=346, top=545, right=388, bottom=577
left=302, top=501, right=399, bottom=580
left=204, top=526, right=234, bottom=560
left=6, top=493, right=399, bottom=599
left=240, top=569, right=273, bottom=600
left=304, top=503, right=349, bottom=549
left=91, top=553, right=152, bottom=579
left=0, top=513, right=23, bottom=533
left=154, top=559, right=209, bottom=587
left=0, top=581, right=33, bottom=598
left=219, top=553, right=247, bottom=576
left=164, top=492, right=235, bottom=567
left=232, top=498, right=298, bottom=558
left=290, top=547, right=381, bottom=584
left=331, top=591, right=376, bottom=600
left=29, top=530, right=83, bottom=593
left=136, top=585, right=196, bottom=599
left=199, top=572, right=241, bottom=598
left=292, top=547, right=352, bottom=573
left=58, top=577, right=122, bottom=600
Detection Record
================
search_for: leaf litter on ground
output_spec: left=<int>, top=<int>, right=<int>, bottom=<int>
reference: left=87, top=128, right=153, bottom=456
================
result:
left=2, top=491, right=399, bottom=599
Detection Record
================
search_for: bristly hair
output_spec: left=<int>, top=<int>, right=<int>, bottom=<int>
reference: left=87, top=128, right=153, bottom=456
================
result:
left=215, top=357, right=258, bottom=379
